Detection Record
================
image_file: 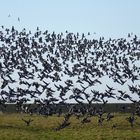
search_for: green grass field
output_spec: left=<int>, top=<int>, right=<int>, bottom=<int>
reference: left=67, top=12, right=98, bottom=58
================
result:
left=0, top=113, right=140, bottom=140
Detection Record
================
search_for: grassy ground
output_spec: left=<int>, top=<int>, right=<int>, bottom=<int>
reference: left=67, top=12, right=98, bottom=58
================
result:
left=0, top=113, right=140, bottom=140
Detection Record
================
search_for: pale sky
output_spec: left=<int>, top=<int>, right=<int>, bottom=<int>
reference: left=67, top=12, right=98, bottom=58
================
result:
left=0, top=0, right=140, bottom=38
left=0, top=0, right=140, bottom=103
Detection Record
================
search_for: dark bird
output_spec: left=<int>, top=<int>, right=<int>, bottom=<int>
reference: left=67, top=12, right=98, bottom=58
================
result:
left=1, top=79, right=8, bottom=89
left=22, top=118, right=33, bottom=126
left=18, top=17, right=20, bottom=22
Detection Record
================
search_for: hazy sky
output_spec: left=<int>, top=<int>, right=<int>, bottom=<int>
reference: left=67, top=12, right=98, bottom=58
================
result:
left=0, top=0, right=140, bottom=39
left=0, top=0, right=140, bottom=103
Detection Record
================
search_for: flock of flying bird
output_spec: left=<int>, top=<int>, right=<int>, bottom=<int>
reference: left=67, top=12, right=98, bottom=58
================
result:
left=0, top=25, right=140, bottom=129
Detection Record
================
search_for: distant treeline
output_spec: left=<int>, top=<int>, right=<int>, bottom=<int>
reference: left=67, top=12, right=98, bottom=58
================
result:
left=0, top=103, right=135, bottom=113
